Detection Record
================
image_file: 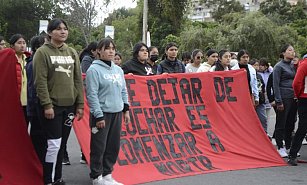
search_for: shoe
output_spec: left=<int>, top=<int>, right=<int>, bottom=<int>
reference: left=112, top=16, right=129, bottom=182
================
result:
left=92, top=175, right=104, bottom=185
left=302, top=138, right=307, bottom=145
left=103, top=174, right=123, bottom=185
left=80, top=154, right=87, bottom=164
left=277, top=148, right=288, bottom=158
left=53, top=179, right=66, bottom=185
left=62, top=158, right=70, bottom=165
left=286, top=149, right=300, bottom=158
left=287, top=158, right=298, bottom=166
left=267, top=134, right=272, bottom=141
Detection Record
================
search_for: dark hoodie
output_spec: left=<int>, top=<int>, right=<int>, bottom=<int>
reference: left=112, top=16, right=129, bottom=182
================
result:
left=121, top=58, right=153, bottom=76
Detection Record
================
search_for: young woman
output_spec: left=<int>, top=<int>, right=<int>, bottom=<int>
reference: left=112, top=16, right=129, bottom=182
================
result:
left=209, top=49, right=231, bottom=71
left=157, top=42, right=185, bottom=74
left=232, top=49, right=259, bottom=107
left=9, top=34, right=31, bottom=125
left=148, top=46, right=159, bottom=74
left=197, top=49, right=218, bottom=72
left=273, top=44, right=297, bottom=158
left=121, top=42, right=153, bottom=75
left=26, top=35, right=46, bottom=164
left=114, top=52, right=122, bottom=66
left=249, top=59, right=267, bottom=133
left=186, top=49, right=203, bottom=73
left=86, top=38, right=130, bottom=185
left=33, top=18, right=84, bottom=185
left=80, top=41, right=98, bottom=73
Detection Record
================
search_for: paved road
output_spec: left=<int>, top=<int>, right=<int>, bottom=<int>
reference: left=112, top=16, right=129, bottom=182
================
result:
left=63, top=109, right=307, bottom=185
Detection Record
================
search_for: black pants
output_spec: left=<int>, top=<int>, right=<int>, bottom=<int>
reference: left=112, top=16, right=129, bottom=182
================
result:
left=89, top=112, right=122, bottom=179
left=275, top=98, right=297, bottom=149
left=40, top=105, right=74, bottom=184
left=289, top=98, right=307, bottom=158
left=29, top=113, right=47, bottom=164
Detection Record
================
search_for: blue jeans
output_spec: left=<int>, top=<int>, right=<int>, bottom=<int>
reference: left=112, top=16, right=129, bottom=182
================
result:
left=256, top=104, right=267, bottom=133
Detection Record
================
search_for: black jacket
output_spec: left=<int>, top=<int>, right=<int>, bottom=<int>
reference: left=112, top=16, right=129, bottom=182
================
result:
left=122, top=58, right=153, bottom=76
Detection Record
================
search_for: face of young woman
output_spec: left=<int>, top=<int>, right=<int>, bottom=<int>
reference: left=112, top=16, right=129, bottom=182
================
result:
left=12, top=38, right=26, bottom=55
left=49, top=23, right=68, bottom=44
left=166, top=46, right=178, bottom=60
left=252, top=62, right=260, bottom=71
left=259, top=65, right=267, bottom=72
left=239, top=54, right=249, bottom=65
left=207, top=53, right=218, bottom=65
left=193, top=52, right=203, bottom=65
left=137, top=46, right=149, bottom=62
left=283, top=46, right=295, bottom=60
left=98, top=43, right=115, bottom=61
left=114, top=55, right=122, bottom=66
left=220, top=52, right=231, bottom=67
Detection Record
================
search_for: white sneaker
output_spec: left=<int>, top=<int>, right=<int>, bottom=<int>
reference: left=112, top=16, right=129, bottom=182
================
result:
left=103, top=174, right=123, bottom=185
left=92, top=175, right=104, bottom=185
left=278, top=148, right=288, bottom=158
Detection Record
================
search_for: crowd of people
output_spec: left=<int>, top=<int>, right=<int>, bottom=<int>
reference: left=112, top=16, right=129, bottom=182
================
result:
left=1, top=17, right=307, bottom=185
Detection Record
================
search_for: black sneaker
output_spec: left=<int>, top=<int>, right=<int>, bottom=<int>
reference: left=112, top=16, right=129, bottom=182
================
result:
left=62, top=158, right=70, bottom=165
left=287, top=158, right=298, bottom=166
left=53, top=179, right=66, bottom=185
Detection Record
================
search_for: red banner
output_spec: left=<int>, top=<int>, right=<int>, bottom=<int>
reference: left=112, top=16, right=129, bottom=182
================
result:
left=75, top=70, right=286, bottom=185
left=0, top=49, right=43, bottom=185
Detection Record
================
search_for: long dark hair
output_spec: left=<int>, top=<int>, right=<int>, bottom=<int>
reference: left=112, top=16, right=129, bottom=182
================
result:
left=47, top=18, right=68, bottom=39
left=215, top=49, right=230, bottom=71
left=79, top=41, right=98, bottom=61
left=279, top=44, right=292, bottom=59
left=30, top=35, right=45, bottom=53
left=132, top=42, right=148, bottom=59
left=96, top=38, right=116, bottom=58
left=237, top=49, right=249, bottom=61
left=9, top=34, right=26, bottom=46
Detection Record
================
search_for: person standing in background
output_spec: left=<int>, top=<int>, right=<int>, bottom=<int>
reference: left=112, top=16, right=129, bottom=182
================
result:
left=122, top=42, right=153, bottom=75
left=80, top=41, right=98, bottom=73
left=232, top=49, right=259, bottom=107
left=33, top=18, right=84, bottom=185
left=209, top=49, right=231, bottom=71
left=26, top=35, right=46, bottom=164
left=147, top=46, right=159, bottom=74
left=114, top=52, right=122, bottom=66
left=197, top=49, right=218, bottom=72
left=273, top=44, right=297, bottom=158
left=186, top=49, right=203, bottom=73
left=9, top=34, right=31, bottom=125
left=157, top=42, right=185, bottom=74
left=288, top=57, right=307, bottom=165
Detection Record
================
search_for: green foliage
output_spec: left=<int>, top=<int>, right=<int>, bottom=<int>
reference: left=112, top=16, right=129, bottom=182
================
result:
left=147, top=0, right=189, bottom=50
left=260, top=0, right=307, bottom=24
left=0, top=0, right=63, bottom=42
left=111, top=14, right=141, bottom=61
left=179, top=12, right=305, bottom=65
left=202, top=0, right=244, bottom=22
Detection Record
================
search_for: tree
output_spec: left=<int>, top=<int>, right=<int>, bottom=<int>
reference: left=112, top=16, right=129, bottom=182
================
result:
left=201, top=0, right=244, bottom=21
left=259, top=0, right=292, bottom=24
left=60, top=0, right=112, bottom=45
left=0, top=0, right=64, bottom=41
left=147, top=0, right=189, bottom=50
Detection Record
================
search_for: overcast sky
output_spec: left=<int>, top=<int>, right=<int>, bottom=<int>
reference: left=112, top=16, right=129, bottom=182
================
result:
left=95, top=0, right=137, bottom=24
